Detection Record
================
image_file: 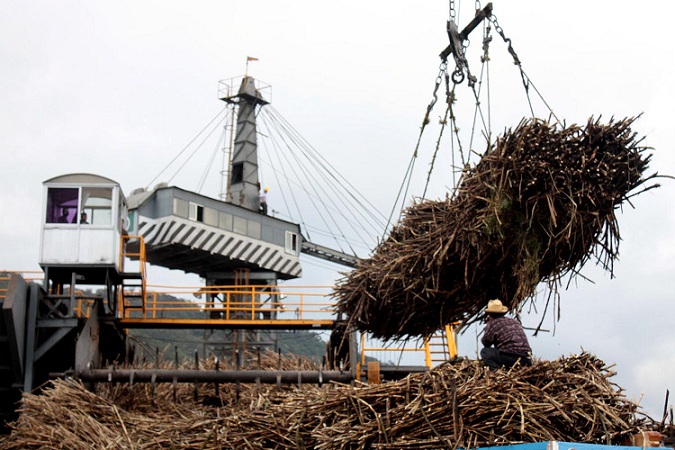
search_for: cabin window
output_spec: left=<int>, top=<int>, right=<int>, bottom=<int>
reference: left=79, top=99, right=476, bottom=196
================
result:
left=231, top=162, right=244, bottom=184
left=127, top=210, right=137, bottom=234
left=45, top=186, right=113, bottom=225
left=189, top=203, right=204, bottom=222
left=285, top=231, right=299, bottom=255
left=80, top=187, right=112, bottom=225
left=219, top=212, right=233, bottom=231
left=247, top=221, right=261, bottom=239
left=46, top=187, right=79, bottom=224
left=173, top=198, right=188, bottom=218
left=119, top=198, right=128, bottom=232
left=233, top=216, right=247, bottom=235
left=203, top=207, right=219, bottom=227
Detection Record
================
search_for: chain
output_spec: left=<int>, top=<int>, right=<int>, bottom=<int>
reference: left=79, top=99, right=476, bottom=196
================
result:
left=491, top=12, right=559, bottom=122
left=489, top=13, right=521, bottom=66
left=418, top=61, right=448, bottom=153
left=482, top=23, right=492, bottom=63
left=449, top=0, right=456, bottom=23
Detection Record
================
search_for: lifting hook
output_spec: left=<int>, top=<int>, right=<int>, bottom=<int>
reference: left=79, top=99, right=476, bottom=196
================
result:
left=440, top=2, right=493, bottom=82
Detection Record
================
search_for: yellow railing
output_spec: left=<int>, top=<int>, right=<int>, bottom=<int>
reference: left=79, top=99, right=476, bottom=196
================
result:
left=0, top=271, right=97, bottom=319
left=120, top=284, right=336, bottom=322
left=71, top=292, right=98, bottom=317
left=357, top=324, right=458, bottom=376
left=357, top=332, right=429, bottom=376
left=423, top=323, right=458, bottom=367
left=0, top=271, right=43, bottom=300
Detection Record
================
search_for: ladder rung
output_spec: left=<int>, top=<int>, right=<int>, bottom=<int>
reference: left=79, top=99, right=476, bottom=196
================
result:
left=120, top=272, right=143, bottom=280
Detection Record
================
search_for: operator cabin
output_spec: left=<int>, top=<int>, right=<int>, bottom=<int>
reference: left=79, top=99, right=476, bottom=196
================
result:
left=39, top=173, right=303, bottom=289
left=40, top=173, right=128, bottom=288
left=125, top=182, right=303, bottom=283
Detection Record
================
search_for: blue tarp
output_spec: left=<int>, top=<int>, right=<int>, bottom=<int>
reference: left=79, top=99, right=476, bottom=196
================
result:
left=476, top=442, right=643, bottom=450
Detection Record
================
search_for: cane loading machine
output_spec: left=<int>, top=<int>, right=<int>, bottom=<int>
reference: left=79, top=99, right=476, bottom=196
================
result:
left=0, top=84, right=454, bottom=430
left=0, top=6, right=508, bottom=422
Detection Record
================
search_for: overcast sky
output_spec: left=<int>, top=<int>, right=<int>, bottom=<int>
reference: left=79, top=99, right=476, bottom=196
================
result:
left=1, top=1, right=674, bottom=419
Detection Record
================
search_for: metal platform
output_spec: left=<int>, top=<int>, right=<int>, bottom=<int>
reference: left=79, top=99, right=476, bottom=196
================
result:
left=116, top=317, right=335, bottom=330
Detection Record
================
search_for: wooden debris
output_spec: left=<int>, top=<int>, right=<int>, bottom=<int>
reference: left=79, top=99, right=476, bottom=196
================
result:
left=0, top=353, right=654, bottom=449
left=334, top=117, right=657, bottom=340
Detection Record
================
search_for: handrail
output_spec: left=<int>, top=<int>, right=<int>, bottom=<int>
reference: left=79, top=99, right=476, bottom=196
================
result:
left=358, top=324, right=458, bottom=375
left=119, top=235, right=147, bottom=316
left=125, top=284, right=336, bottom=323
left=358, top=331, right=429, bottom=377
left=0, top=270, right=44, bottom=299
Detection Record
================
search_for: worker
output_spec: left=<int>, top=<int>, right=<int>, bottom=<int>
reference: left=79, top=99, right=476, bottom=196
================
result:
left=57, top=208, right=70, bottom=223
left=80, top=212, right=88, bottom=224
left=480, top=299, right=532, bottom=370
left=260, top=186, right=269, bottom=215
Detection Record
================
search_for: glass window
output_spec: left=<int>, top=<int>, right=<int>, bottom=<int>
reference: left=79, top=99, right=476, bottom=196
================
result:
left=46, top=187, right=78, bottom=224
left=81, top=187, right=112, bottom=225
left=203, top=207, right=218, bottom=227
left=189, top=203, right=204, bottom=222
left=233, top=216, right=247, bottom=235
left=119, top=197, right=128, bottom=232
left=127, top=210, right=137, bottom=234
left=173, top=198, right=188, bottom=218
left=219, top=212, right=233, bottom=231
left=248, top=221, right=261, bottom=239
left=285, top=231, right=299, bottom=255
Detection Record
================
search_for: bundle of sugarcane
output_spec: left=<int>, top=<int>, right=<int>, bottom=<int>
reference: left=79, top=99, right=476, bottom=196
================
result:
left=0, top=353, right=652, bottom=449
left=334, top=117, right=656, bottom=340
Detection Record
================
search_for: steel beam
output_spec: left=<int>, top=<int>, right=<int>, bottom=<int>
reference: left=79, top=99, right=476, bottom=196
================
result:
left=22, top=284, right=40, bottom=391
left=34, top=327, right=74, bottom=362
left=3, top=274, right=27, bottom=380
left=76, top=368, right=353, bottom=385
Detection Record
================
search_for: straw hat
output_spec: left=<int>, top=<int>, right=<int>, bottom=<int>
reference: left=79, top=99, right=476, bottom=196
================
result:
left=485, top=299, right=508, bottom=314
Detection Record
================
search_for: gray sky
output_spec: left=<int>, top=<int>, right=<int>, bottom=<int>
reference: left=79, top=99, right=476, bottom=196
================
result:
left=1, top=1, right=674, bottom=419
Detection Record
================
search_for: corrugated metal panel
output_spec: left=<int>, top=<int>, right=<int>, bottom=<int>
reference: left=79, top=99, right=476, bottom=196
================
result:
left=137, top=216, right=301, bottom=278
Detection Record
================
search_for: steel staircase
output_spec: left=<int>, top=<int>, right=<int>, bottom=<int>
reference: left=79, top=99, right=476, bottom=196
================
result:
left=424, top=324, right=458, bottom=368
left=119, top=236, right=147, bottom=317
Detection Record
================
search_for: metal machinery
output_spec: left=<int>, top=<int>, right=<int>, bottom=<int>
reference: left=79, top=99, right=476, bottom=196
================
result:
left=124, top=75, right=360, bottom=358
left=0, top=75, right=459, bottom=429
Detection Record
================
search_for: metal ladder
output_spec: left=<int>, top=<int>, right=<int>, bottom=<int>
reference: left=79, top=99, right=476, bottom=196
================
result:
left=424, top=324, right=458, bottom=368
left=119, top=235, right=147, bottom=317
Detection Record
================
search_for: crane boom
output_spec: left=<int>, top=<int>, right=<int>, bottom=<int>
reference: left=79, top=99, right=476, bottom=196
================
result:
left=300, top=240, right=360, bottom=268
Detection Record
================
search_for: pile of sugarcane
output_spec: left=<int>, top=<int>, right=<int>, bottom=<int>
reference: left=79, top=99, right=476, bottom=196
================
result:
left=0, top=353, right=652, bottom=449
left=334, top=117, right=657, bottom=339
left=98, top=350, right=320, bottom=410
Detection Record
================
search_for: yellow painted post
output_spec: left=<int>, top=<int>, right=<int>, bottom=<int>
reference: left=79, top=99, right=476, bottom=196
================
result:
left=445, top=324, right=458, bottom=359
left=356, top=331, right=366, bottom=380
left=367, top=361, right=381, bottom=384
left=424, top=338, right=432, bottom=369
left=251, top=285, right=255, bottom=319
